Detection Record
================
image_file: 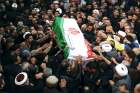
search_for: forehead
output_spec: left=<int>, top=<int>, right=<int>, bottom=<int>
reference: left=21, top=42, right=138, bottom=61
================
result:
left=121, top=19, right=126, bottom=23
left=133, top=14, right=138, bottom=17
left=47, top=10, right=52, bottom=13
left=29, top=35, right=33, bottom=38
left=114, top=10, right=119, bottom=13
left=124, top=25, right=130, bottom=28
left=103, top=17, right=108, bottom=19
left=122, top=12, right=126, bottom=14
left=87, top=4, right=92, bottom=7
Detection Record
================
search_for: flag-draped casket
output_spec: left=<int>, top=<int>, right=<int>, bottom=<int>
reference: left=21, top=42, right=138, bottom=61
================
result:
left=52, top=17, right=95, bottom=60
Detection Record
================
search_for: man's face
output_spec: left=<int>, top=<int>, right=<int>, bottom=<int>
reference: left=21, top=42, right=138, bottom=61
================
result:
left=87, top=25, right=93, bottom=31
left=119, top=19, right=126, bottom=28
left=103, top=2, right=107, bottom=7
left=137, top=63, right=140, bottom=71
left=0, top=27, right=5, bottom=34
left=31, top=57, right=36, bottom=65
left=88, top=16, right=95, bottom=23
left=124, top=26, right=131, bottom=33
left=55, top=11, right=60, bottom=16
left=128, top=15, right=133, bottom=21
left=104, top=20, right=111, bottom=26
left=96, top=36, right=102, bottom=44
left=77, top=18, right=82, bottom=24
left=27, top=35, right=33, bottom=43
left=121, top=13, right=126, bottom=18
left=54, top=4, right=59, bottom=9
left=20, top=3, right=24, bottom=8
left=132, top=15, right=138, bottom=21
left=87, top=4, right=92, bottom=9
left=118, top=84, right=127, bottom=93
left=15, top=48, right=20, bottom=55
left=106, top=26, right=113, bottom=33
left=102, top=17, right=108, bottom=24
left=135, top=8, right=140, bottom=15
left=113, top=10, right=119, bottom=16
left=5, top=0, right=10, bottom=5
left=47, top=10, right=53, bottom=15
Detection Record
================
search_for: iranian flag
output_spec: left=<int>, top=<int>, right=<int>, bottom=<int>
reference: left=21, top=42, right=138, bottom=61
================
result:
left=52, top=17, right=95, bottom=60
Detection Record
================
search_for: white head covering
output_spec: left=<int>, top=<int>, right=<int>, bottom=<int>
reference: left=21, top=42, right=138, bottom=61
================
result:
left=115, top=64, right=128, bottom=77
left=12, top=3, right=18, bottom=8
left=34, top=8, right=40, bottom=12
left=23, top=32, right=31, bottom=39
left=98, top=22, right=103, bottom=26
left=101, top=43, right=112, bottom=52
left=56, top=8, right=62, bottom=14
left=92, top=9, right=99, bottom=15
left=15, top=72, right=28, bottom=86
left=46, top=75, right=58, bottom=85
left=118, top=30, right=126, bottom=37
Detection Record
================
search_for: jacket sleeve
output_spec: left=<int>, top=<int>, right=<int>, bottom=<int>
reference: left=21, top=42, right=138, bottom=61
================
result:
left=61, top=87, right=68, bottom=93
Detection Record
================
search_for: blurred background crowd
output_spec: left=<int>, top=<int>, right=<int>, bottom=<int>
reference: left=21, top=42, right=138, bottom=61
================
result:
left=0, top=0, right=140, bottom=93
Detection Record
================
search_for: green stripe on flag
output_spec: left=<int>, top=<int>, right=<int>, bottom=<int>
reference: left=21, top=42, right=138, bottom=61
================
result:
left=52, top=17, right=69, bottom=58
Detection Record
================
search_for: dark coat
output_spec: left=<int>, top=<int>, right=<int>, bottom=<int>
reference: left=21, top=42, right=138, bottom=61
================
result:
left=3, top=64, right=22, bottom=93
left=58, top=63, right=82, bottom=93
left=129, top=69, right=140, bottom=89
left=0, top=91, right=8, bottom=93
left=83, top=30, right=96, bottom=44
left=14, top=79, right=44, bottom=93
left=44, top=86, right=67, bottom=93
left=14, top=85, right=38, bottom=93
left=134, top=21, right=140, bottom=42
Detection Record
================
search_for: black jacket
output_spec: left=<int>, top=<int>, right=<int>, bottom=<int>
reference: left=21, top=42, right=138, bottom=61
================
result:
left=14, top=79, right=44, bottom=93
left=14, top=85, right=38, bottom=93
left=44, top=86, right=67, bottom=93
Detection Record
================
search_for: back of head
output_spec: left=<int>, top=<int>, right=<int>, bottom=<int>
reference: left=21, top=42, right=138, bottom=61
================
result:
left=46, top=75, right=58, bottom=87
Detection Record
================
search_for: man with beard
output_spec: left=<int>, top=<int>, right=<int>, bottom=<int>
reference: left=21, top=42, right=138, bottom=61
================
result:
left=83, top=23, right=96, bottom=45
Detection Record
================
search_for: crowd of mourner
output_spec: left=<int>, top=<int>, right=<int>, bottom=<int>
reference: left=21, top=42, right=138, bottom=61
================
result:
left=0, top=0, right=140, bottom=93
